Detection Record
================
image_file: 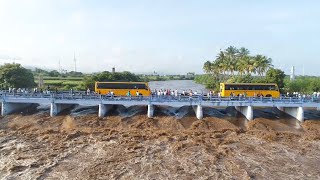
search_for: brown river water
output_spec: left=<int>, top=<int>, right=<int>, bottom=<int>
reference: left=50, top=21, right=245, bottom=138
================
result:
left=1, top=105, right=320, bottom=179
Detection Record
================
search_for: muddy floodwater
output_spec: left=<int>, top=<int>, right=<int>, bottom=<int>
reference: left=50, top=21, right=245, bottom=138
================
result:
left=1, top=106, right=320, bottom=179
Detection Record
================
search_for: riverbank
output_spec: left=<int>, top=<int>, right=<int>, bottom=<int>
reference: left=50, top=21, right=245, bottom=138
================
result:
left=1, top=109, right=320, bottom=179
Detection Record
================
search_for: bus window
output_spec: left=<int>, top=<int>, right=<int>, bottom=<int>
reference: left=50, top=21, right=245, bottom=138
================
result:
left=269, top=85, right=276, bottom=90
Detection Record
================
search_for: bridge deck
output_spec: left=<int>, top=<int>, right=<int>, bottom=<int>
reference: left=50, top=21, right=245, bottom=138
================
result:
left=1, top=93, right=319, bottom=108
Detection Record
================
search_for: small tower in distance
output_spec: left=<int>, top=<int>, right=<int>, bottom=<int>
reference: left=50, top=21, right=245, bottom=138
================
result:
left=112, top=67, right=115, bottom=73
left=290, top=66, right=295, bottom=81
left=38, top=75, right=44, bottom=88
left=73, top=52, right=77, bottom=72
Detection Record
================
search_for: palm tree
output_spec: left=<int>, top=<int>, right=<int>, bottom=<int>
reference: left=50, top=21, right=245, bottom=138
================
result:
left=203, top=61, right=212, bottom=74
left=225, top=46, right=239, bottom=57
left=238, top=47, right=250, bottom=58
left=211, top=61, right=221, bottom=78
left=237, top=47, right=250, bottom=75
left=254, top=55, right=273, bottom=76
left=215, top=51, right=227, bottom=78
left=242, top=56, right=255, bottom=75
left=225, top=46, right=239, bottom=75
left=237, top=56, right=248, bottom=76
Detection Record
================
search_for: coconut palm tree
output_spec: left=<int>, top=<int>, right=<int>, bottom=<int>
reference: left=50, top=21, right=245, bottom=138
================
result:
left=211, top=61, right=221, bottom=78
left=237, top=47, right=250, bottom=75
left=254, top=55, right=273, bottom=76
left=203, top=61, right=212, bottom=74
left=238, top=47, right=250, bottom=58
left=225, top=46, right=239, bottom=75
left=215, top=51, right=227, bottom=78
left=225, top=46, right=239, bottom=57
left=236, top=56, right=249, bottom=76
left=242, top=56, right=255, bottom=75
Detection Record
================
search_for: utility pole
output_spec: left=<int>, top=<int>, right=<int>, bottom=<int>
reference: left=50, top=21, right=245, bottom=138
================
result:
left=58, top=59, right=62, bottom=74
left=73, top=52, right=77, bottom=72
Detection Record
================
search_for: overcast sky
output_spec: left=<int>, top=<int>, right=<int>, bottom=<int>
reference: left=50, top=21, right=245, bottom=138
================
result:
left=0, top=0, right=319, bottom=75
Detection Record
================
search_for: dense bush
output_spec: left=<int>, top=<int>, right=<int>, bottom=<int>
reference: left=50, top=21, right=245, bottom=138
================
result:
left=0, top=63, right=36, bottom=88
left=284, top=76, right=320, bottom=93
left=82, top=71, right=141, bottom=90
left=194, top=74, right=219, bottom=90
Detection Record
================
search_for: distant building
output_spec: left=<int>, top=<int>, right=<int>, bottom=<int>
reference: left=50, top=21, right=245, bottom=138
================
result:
left=186, top=72, right=195, bottom=79
left=112, top=67, right=115, bottom=73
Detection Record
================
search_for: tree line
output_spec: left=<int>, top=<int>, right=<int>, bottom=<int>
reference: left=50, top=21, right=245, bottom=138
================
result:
left=0, top=63, right=141, bottom=90
left=203, top=46, right=273, bottom=79
left=199, top=46, right=286, bottom=91
left=1, top=59, right=319, bottom=94
left=0, top=63, right=193, bottom=91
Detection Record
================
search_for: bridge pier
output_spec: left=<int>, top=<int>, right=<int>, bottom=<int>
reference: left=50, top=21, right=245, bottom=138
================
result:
left=194, top=105, right=203, bottom=120
left=98, top=104, right=113, bottom=118
left=1, top=102, right=32, bottom=116
left=235, top=106, right=253, bottom=121
left=50, top=103, right=73, bottom=117
left=277, top=106, right=304, bottom=122
left=147, top=104, right=154, bottom=118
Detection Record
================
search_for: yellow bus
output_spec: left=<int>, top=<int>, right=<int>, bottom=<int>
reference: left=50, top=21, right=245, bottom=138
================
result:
left=220, top=83, right=280, bottom=98
left=95, top=82, right=151, bottom=96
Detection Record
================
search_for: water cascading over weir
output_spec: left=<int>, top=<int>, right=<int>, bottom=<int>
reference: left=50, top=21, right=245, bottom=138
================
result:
left=1, top=94, right=319, bottom=122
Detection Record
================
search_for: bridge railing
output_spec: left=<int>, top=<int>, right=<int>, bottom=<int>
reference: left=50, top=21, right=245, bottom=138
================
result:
left=0, top=92, right=319, bottom=103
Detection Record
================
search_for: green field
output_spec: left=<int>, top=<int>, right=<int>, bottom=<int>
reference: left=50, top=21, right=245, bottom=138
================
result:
left=34, top=76, right=84, bottom=90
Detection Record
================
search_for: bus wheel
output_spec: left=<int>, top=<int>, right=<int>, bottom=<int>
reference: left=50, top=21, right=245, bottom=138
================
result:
left=266, top=94, right=272, bottom=97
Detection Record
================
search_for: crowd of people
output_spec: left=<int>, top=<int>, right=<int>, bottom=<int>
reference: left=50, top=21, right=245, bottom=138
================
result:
left=8, top=87, right=57, bottom=95
left=286, top=92, right=320, bottom=99
left=152, top=89, right=207, bottom=97
left=6, top=86, right=94, bottom=96
left=4, top=86, right=320, bottom=100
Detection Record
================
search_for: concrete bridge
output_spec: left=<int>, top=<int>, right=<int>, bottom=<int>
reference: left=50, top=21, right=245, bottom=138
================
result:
left=1, top=93, right=320, bottom=122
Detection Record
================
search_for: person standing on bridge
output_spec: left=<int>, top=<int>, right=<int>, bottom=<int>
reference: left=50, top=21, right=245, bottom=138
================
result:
left=127, top=90, right=131, bottom=97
